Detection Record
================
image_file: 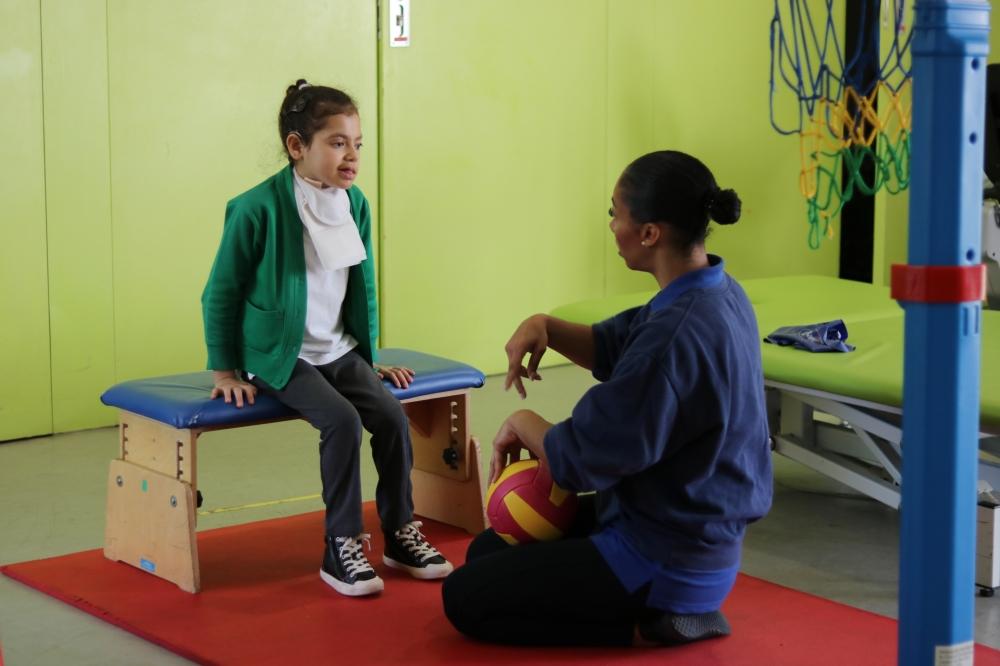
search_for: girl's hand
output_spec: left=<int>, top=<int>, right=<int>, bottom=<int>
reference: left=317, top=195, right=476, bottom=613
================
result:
left=504, top=314, right=548, bottom=399
left=210, top=371, right=257, bottom=408
left=376, top=364, right=415, bottom=389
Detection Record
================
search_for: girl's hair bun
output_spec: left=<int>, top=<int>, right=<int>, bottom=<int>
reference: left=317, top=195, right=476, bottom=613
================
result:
left=285, top=78, right=310, bottom=96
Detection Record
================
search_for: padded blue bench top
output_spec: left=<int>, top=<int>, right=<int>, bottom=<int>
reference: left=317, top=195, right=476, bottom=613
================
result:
left=100, top=348, right=486, bottom=430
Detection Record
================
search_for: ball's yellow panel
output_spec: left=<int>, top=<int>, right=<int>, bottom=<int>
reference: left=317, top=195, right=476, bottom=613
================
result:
left=502, top=491, right=564, bottom=542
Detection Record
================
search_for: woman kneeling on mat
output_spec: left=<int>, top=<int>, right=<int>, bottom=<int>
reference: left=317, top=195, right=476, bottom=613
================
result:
left=442, top=150, right=773, bottom=646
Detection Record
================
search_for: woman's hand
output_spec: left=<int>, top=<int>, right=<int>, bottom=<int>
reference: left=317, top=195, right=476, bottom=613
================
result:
left=210, top=370, right=257, bottom=408
left=488, top=410, right=554, bottom=486
left=376, top=364, right=415, bottom=389
left=504, top=314, right=548, bottom=399
left=489, top=417, right=528, bottom=487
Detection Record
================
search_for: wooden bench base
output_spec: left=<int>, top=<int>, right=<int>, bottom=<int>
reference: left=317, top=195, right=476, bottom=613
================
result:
left=104, top=389, right=486, bottom=593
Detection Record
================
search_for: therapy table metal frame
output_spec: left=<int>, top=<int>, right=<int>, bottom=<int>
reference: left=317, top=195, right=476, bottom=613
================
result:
left=99, top=348, right=487, bottom=593
left=745, top=276, right=1000, bottom=509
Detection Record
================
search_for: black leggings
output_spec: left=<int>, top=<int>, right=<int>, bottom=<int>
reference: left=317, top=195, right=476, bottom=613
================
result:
left=441, top=497, right=650, bottom=646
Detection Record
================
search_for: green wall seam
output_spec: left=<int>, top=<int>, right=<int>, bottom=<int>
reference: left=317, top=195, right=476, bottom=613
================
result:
left=376, top=0, right=386, bottom=348
left=104, top=0, right=118, bottom=385
left=38, top=0, right=54, bottom=433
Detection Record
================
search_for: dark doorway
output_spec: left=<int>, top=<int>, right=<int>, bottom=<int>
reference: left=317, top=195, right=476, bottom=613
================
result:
left=838, top=0, right=880, bottom=283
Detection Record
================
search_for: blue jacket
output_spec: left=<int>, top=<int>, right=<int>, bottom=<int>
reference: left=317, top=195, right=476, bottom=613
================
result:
left=544, top=256, right=773, bottom=570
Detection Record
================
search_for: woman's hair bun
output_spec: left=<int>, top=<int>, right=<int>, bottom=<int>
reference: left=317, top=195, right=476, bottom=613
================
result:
left=709, top=188, right=741, bottom=226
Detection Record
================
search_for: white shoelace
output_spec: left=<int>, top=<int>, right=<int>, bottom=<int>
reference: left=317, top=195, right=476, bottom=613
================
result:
left=337, top=533, right=375, bottom=577
left=394, top=521, right=442, bottom=562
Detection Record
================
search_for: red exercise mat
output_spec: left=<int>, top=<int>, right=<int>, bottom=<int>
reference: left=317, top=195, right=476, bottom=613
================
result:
left=3, top=504, right=999, bottom=666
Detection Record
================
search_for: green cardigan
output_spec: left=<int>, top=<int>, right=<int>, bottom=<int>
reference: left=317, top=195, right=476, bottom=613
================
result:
left=201, top=165, right=378, bottom=390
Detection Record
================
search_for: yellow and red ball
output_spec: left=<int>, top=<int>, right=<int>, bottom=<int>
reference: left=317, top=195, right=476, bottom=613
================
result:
left=485, top=459, right=578, bottom=545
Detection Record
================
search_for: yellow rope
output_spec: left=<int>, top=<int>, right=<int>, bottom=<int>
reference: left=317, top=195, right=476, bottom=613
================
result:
left=197, top=493, right=322, bottom=516
left=799, top=80, right=912, bottom=200
left=793, top=80, right=912, bottom=246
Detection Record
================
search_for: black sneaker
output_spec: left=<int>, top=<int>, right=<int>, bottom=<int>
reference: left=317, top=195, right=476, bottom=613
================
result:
left=321, top=533, right=384, bottom=596
left=382, top=521, right=454, bottom=580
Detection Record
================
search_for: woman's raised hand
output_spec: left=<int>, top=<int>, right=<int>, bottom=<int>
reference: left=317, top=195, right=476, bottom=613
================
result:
left=504, top=314, right=548, bottom=399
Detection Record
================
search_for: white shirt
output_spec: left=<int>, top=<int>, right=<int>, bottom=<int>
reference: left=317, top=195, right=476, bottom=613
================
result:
left=292, top=171, right=365, bottom=366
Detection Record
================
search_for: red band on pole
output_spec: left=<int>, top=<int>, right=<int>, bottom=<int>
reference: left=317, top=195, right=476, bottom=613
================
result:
left=890, top=264, right=986, bottom=303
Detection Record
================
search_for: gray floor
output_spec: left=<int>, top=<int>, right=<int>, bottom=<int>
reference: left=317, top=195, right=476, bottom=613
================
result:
left=0, top=365, right=997, bottom=664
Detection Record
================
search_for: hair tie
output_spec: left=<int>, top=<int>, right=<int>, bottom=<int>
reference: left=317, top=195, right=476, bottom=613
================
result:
left=289, top=92, right=312, bottom=114
left=284, top=81, right=314, bottom=115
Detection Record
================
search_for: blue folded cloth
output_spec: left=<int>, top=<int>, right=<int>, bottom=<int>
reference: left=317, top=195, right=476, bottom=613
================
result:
left=764, top=319, right=855, bottom=353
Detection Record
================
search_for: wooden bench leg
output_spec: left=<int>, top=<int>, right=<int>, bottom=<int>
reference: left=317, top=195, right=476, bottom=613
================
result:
left=104, top=411, right=201, bottom=593
left=104, top=459, right=199, bottom=592
left=405, top=391, right=486, bottom=534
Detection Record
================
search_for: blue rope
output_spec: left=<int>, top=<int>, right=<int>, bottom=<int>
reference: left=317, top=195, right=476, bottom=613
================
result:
left=769, top=0, right=910, bottom=136
left=769, top=0, right=913, bottom=247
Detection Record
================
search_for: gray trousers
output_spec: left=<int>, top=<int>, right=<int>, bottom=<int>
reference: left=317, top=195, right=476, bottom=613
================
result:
left=250, top=351, right=414, bottom=538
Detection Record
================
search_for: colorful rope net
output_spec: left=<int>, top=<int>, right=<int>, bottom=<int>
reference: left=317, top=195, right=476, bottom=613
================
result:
left=770, top=0, right=912, bottom=248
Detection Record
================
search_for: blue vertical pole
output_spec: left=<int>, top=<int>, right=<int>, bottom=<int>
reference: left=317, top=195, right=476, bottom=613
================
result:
left=898, top=1, right=989, bottom=664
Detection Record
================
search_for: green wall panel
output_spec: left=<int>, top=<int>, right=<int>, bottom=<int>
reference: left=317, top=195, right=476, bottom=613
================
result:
left=17, top=1, right=915, bottom=436
left=106, top=0, right=378, bottom=381
left=42, top=0, right=116, bottom=432
left=604, top=0, right=659, bottom=295
left=620, top=1, right=839, bottom=287
left=0, top=0, right=52, bottom=441
left=380, top=0, right=607, bottom=375
left=381, top=1, right=841, bottom=377
left=991, top=7, right=1000, bottom=63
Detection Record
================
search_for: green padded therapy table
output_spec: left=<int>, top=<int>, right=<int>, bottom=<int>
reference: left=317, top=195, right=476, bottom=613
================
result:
left=552, top=275, right=1000, bottom=511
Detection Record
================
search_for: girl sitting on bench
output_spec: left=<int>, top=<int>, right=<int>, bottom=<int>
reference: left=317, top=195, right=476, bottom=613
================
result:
left=202, top=80, right=452, bottom=597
